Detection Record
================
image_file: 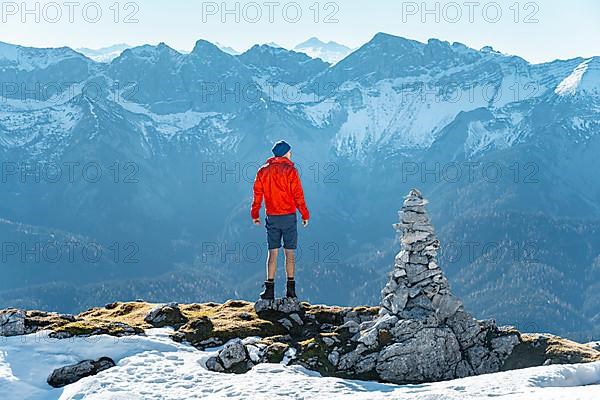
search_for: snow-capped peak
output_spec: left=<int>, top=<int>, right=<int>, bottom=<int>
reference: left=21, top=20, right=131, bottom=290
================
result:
left=263, top=42, right=284, bottom=49
left=555, top=58, right=600, bottom=97
left=76, top=44, right=131, bottom=62
left=294, top=37, right=352, bottom=64
left=215, top=42, right=241, bottom=55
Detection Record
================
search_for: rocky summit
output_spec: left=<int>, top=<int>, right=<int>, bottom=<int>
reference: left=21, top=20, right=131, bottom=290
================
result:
left=199, top=190, right=599, bottom=382
left=1, top=189, right=599, bottom=387
left=206, top=189, right=522, bottom=383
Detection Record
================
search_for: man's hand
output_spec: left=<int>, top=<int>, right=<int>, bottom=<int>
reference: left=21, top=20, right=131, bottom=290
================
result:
left=253, top=218, right=261, bottom=226
left=302, top=219, right=309, bottom=227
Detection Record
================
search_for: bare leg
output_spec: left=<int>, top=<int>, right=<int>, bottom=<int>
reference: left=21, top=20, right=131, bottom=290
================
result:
left=284, top=249, right=295, bottom=279
left=267, top=249, right=278, bottom=280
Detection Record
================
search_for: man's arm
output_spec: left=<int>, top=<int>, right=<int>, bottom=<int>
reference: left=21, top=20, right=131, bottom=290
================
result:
left=251, top=171, right=264, bottom=223
left=290, top=168, right=310, bottom=222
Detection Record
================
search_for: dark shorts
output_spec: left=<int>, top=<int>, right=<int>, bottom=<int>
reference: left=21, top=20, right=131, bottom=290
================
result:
left=266, top=213, right=298, bottom=250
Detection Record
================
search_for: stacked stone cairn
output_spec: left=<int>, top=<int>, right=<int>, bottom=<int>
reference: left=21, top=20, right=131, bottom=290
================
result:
left=381, top=188, right=461, bottom=321
left=341, top=188, right=520, bottom=383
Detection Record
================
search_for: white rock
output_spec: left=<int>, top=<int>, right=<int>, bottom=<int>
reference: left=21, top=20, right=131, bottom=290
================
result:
left=357, top=328, right=379, bottom=347
left=282, top=348, right=297, bottom=365
left=0, top=310, right=26, bottom=337
left=393, top=268, right=407, bottom=279
left=401, top=231, right=431, bottom=245
left=246, top=344, right=263, bottom=363
left=219, top=339, right=249, bottom=369
left=289, top=313, right=303, bottom=325
left=382, top=290, right=409, bottom=314
left=395, top=250, right=409, bottom=263
left=432, top=294, right=463, bottom=320
left=328, top=351, right=340, bottom=366
left=278, top=318, right=293, bottom=331
left=339, top=320, right=360, bottom=334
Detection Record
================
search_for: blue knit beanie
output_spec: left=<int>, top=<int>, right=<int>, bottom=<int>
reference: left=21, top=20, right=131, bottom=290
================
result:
left=272, top=140, right=291, bottom=157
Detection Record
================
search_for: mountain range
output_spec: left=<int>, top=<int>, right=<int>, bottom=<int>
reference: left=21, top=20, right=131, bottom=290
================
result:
left=0, top=32, right=598, bottom=341
left=72, top=38, right=353, bottom=64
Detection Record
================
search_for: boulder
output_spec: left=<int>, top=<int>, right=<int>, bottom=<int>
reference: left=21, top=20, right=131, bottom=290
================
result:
left=47, top=357, right=115, bottom=388
left=206, top=339, right=255, bottom=374
left=264, top=342, right=290, bottom=363
left=254, top=297, right=301, bottom=314
left=0, top=309, right=26, bottom=337
left=205, top=357, right=225, bottom=372
left=376, top=328, right=461, bottom=383
left=220, top=339, right=249, bottom=369
left=144, top=302, right=188, bottom=328
left=171, top=316, right=214, bottom=346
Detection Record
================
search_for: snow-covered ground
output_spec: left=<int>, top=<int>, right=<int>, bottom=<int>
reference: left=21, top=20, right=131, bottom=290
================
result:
left=1, top=329, right=599, bottom=400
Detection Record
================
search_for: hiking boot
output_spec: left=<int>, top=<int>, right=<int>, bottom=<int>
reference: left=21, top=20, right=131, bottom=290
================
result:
left=286, top=279, right=297, bottom=298
left=260, top=281, right=275, bottom=300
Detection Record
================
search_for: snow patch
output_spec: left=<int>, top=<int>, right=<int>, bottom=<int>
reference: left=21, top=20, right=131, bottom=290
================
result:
left=116, top=93, right=233, bottom=138
left=333, top=79, right=491, bottom=158
left=300, top=101, right=340, bottom=127
left=1, top=330, right=599, bottom=399
left=253, top=76, right=321, bottom=104
left=465, top=117, right=523, bottom=157
left=0, top=103, right=80, bottom=156
left=555, top=59, right=595, bottom=96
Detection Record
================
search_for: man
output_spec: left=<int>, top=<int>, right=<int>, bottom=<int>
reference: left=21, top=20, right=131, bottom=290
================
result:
left=251, top=140, right=310, bottom=300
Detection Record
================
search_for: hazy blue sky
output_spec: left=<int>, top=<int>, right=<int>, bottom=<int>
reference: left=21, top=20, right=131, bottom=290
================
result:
left=2, top=0, right=599, bottom=63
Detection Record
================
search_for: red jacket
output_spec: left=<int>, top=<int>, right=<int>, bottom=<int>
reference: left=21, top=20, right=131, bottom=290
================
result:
left=251, top=157, right=310, bottom=220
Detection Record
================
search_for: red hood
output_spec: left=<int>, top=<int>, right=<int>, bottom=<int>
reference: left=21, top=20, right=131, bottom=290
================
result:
left=266, top=157, right=294, bottom=166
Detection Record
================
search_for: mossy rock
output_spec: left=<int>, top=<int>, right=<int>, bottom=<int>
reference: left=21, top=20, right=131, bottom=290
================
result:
left=502, top=333, right=600, bottom=370
left=294, top=338, right=336, bottom=376
left=51, top=320, right=143, bottom=338
left=171, top=316, right=214, bottom=345
left=23, top=310, right=73, bottom=333
left=377, top=329, right=393, bottom=347
left=47, top=302, right=153, bottom=338
left=40, top=301, right=379, bottom=344
left=265, top=342, right=290, bottom=363
left=174, top=301, right=287, bottom=348
left=304, top=305, right=346, bottom=325
left=77, top=302, right=154, bottom=328
left=43, top=300, right=291, bottom=344
left=303, top=304, right=379, bottom=326
left=351, top=306, right=380, bottom=316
